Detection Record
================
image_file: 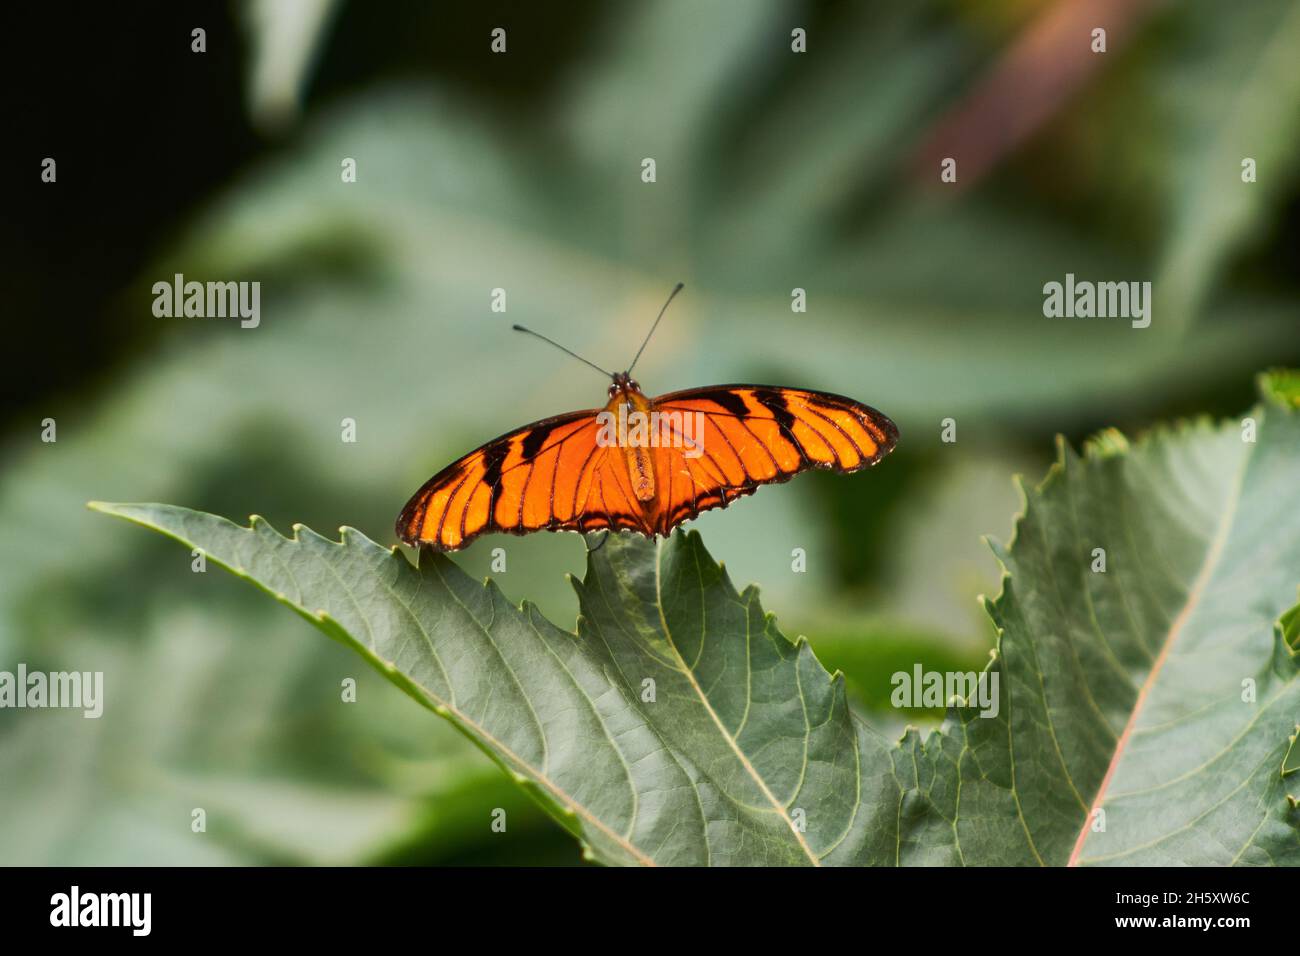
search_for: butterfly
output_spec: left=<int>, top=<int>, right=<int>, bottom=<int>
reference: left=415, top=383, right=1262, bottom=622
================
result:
left=397, top=284, right=898, bottom=552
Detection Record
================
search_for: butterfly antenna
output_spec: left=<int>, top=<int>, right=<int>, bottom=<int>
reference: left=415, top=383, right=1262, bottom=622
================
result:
left=627, top=282, right=683, bottom=374
left=511, top=324, right=614, bottom=379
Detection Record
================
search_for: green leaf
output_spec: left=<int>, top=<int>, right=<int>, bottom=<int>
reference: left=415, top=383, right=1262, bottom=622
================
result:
left=90, top=379, right=1300, bottom=865
left=1260, top=367, right=1300, bottom=410
left=241, top=0, right=343, bottom=132
left=972, top=400, right=1300, bottom=866
left=86, top=506, right=883, bottom=865
left=1152, top=0, right=1300, bottom=330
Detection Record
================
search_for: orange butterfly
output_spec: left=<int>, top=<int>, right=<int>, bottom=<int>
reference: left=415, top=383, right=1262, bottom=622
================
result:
left=397, top=285, right=898, bottom=552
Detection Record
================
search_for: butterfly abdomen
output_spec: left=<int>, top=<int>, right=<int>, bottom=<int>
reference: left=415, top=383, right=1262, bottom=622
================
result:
left=603, top=387, right=658, bottom=508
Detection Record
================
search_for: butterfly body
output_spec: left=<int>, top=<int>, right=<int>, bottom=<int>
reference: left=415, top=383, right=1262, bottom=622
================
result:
left=606, top=373, right=658, bottom=506
left=397, top=378, right=898, bottom=552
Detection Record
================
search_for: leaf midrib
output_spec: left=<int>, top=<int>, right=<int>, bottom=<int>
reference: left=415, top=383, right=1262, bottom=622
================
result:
left=652, top=538, right=822, bottom=865
left=1066, top=437, right=1252, bottom=865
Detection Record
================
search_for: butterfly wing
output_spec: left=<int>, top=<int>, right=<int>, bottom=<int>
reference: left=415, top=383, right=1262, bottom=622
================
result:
left=647, top=384, right=898, bottom=535
left=396, top=409, right=652, bottom=551
left=398, top=384, right=898, bottom=550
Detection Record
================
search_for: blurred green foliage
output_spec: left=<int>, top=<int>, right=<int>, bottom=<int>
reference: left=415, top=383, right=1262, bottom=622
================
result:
left=2, top=0, right=1298, bottom=864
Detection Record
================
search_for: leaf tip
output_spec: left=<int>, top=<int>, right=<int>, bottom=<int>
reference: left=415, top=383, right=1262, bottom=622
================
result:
left=338, top=525, right=369, bottom=545
left=1084, top=427, right=1130, bottom=459
left=1258, top=367, right=1300, bottom=409
left=983, top=535, right=1009, bottom=567
left=1282, top=725, right=1300, bottom=779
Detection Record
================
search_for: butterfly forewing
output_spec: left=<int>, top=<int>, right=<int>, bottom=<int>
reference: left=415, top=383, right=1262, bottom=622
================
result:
left=397, top=410, right=609, bottom=550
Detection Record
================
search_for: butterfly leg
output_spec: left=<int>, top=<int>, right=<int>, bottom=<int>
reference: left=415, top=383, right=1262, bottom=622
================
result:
left=584, top=530, right=611, bottom=553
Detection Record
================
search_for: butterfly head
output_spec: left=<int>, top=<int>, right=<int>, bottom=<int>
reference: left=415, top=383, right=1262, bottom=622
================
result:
left=609, top=371, right=642, bottom=398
